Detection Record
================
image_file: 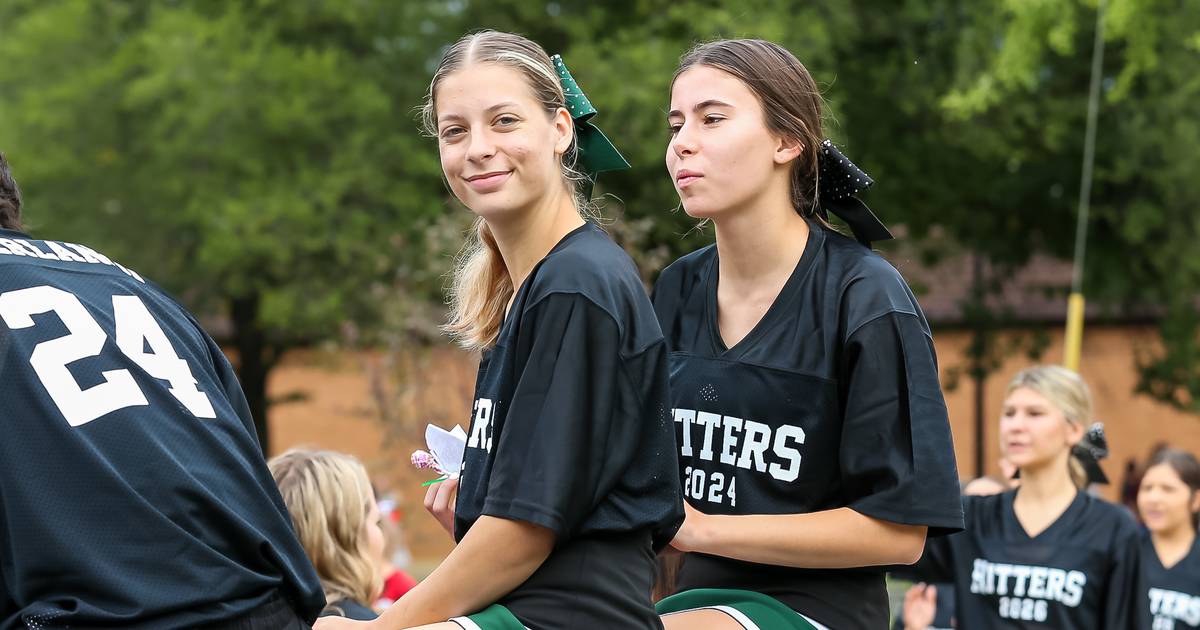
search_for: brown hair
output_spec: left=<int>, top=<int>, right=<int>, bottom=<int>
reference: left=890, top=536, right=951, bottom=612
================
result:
left=673, top=39, right=832, bottom=226
left=0, top=152, right=23, bottom=231
left=422, top=30, right=585, bottom=351
left=1006, top=366, right=1094, bottom=489
left=1145, top=448, right=1200, bottom=530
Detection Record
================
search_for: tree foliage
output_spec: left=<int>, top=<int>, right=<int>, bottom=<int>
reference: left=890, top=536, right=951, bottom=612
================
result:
left=2, top=0, right=1197, bottom=449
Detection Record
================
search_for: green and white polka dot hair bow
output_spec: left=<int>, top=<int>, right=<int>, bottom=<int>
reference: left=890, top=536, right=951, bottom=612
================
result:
left=552, top=54, right=630, bottom=198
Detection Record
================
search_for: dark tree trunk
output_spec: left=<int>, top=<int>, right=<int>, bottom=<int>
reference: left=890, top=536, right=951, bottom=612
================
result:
left=230, top=293, right=274, bottom=455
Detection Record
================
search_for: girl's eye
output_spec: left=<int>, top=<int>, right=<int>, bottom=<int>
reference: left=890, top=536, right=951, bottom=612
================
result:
left=440, top=126, right=465, bottom=139
left=496, top=115, right=519, bottom=126
left=668, top=123, right=682, bottom=135
left=704, top=115, right=724, bottom=124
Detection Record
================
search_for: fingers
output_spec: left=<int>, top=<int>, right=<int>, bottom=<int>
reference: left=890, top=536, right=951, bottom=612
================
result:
left=423, top=478, right=458, bottom=534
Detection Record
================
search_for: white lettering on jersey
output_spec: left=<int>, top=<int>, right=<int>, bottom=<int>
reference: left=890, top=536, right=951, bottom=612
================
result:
left=970, top=558, right=1088, bottom=619
left=736, top=419, right=772, bottom=473
left=0, top=237, right=144, bottom=282
left=468, top=398, right=496, bottom=453
left=1150, top=588, right=1200, bottom=627
left=768, top=424, right=805, bottom=482
left=695, top=411, right=721, bottom=461
left=673, top=408, right=696, bottom=457
left=718, top=415, right=742, bottom=465
left=673, top=407, right=806, bottom=488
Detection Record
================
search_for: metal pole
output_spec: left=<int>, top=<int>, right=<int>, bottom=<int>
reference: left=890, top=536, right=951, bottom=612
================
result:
left=1064, top=0, right=1107, bottom=372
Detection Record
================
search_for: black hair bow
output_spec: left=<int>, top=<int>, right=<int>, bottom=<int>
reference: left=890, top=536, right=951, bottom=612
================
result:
left=1073, top=423, right=1110, bottom=485
left=816, top=140, right=892, bottom=246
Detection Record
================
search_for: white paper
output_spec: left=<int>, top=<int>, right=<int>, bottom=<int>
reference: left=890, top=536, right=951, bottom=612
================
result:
left=425, top=424, right=467, bottom=478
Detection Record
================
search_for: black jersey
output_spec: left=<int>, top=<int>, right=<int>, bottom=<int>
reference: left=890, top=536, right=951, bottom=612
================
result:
left=452, top=222, right=683, bottom=630
left=651, top=224, right=963, bottom=630
left=1137, top=533, right=1200, bottom=630
left=914, top=490, right=1141, bottom=629
left=0, top=230, right=324, bottom=629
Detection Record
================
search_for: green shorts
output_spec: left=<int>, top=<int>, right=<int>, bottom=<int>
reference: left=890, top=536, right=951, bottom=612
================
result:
left=656, top=589, right=822, bottom=630
left=450, top=604, right=527, bottom=630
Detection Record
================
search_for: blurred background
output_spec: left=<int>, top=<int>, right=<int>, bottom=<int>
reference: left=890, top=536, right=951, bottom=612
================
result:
left=2, top=0, right=1198, bottom=577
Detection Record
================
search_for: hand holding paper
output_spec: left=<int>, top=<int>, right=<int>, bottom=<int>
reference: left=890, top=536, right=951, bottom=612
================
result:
left=411, top=424, right=467, bottom=486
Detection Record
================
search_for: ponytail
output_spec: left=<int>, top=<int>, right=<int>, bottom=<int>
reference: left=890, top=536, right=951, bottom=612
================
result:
left=443, top=218, right=513, bottom=351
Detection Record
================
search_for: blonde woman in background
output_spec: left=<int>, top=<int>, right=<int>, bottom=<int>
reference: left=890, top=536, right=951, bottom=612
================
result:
left=910, top=366, right=1140, bottom=629
left=270, top=449, right=386, bottom=621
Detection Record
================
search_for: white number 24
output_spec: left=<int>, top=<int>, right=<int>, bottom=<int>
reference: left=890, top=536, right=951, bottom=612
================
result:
left=0, top=285, right=216, bottom=426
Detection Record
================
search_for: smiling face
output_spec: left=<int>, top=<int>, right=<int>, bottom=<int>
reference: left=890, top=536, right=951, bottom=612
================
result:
left=1138, top=463, right=1200, bottom=535
left=999, top=386, right=1084, bottom=471
left=434, top=63, right=573, bottom=222
left=666, top=66, right=800, bottom=219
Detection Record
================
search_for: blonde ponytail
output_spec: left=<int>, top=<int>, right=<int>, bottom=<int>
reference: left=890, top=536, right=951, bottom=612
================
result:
left=443, top=218, right=514, bottom=350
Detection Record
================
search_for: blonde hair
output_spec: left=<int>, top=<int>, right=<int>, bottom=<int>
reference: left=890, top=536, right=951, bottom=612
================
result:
left=1005, top=366, right=1093, bottom=488
left=422, top=30, right=586, bottom=351
left=269, top=449, right=381, bottom=609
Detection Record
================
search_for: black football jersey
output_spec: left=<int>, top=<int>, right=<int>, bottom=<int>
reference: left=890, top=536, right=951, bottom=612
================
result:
left=452, top=223, right=684, bottom=630
left=915, top=490, right=1141, bottom=629
left=0, top=229, right=324, bottom=629
left=652, top=224, right=963, bottom=630
left=1137, top=533, right=1200, bottom=630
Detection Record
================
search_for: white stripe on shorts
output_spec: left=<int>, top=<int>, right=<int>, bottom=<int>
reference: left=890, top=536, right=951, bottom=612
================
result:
left=449, top=616, right=484, bottom=630
left=661, top=605, right=829, bottom=630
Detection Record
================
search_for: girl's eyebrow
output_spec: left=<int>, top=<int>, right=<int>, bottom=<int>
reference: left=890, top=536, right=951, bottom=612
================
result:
left=667, top=99, right=735, bottom=118
left=438, top=101, right=523, bottom=124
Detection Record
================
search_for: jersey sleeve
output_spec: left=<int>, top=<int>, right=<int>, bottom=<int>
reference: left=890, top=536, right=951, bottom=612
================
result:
left=838, top=311, right=964, bottom=535
left=480, top=292, right=641, bottom=538
left=1102, top=509, right=1142, bottom=630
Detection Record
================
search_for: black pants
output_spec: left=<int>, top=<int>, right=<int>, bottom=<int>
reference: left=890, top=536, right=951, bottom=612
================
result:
left=198, top=593, right=310, bottom=630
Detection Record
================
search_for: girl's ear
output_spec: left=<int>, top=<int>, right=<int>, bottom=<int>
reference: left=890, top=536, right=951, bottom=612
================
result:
left=552, top=108, right=574, bottom=156
left=774, top=135, right=803, bottom=166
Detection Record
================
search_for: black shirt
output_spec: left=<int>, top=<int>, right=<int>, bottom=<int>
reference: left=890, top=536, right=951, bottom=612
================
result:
left=652, top=225, right=963, bottom=630
left=1137, top=532, right=1200, bottom=630
left=915, top=490, right=1141, bottom=629
left=453, top=223, right=684, bottom=630
left=0, top=230, right=324, bottom=629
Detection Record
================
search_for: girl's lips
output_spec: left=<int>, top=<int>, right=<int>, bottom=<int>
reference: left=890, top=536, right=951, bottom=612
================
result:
left=677, top=174, right=702, bottom=188
left=466, top=171, right=511, bottom=191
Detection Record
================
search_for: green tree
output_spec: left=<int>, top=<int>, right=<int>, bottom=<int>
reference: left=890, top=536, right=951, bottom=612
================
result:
left=0, top=0, right=456, bottom=450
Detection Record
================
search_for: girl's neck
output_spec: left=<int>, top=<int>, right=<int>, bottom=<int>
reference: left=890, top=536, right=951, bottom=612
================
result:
left=1014, top=455, right=1078, bottom=507
left=712, top=193, right=811, bottom=288
left=489, top=187, right=582, bottom=293
left=1151, top=523, right=1197, bottom=567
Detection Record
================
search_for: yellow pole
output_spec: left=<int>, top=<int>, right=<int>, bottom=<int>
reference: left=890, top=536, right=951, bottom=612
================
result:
left=1064, top=292, right=1085, bottom=371
left=1064, top=0, right=1105, bottom=373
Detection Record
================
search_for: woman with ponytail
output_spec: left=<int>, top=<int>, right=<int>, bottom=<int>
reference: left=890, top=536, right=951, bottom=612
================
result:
left=317, top=30, right=682, bottom=630
left=910, top=366, right=1141, bottom=629
left=1136, top=448, right=1200, bottom=630
left=651, top=39, right=963, bottom=630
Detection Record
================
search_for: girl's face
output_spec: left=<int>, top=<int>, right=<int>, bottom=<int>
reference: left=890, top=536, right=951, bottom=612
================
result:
left=435, top=63, right=573, bottom=222
left=999, top=387, right=1083, bottom=471
left=364, top=496, right=386, bottom=565
left=1138, top=463, right=1200, bottom=535
left=666, top=66, right=800, bottom=219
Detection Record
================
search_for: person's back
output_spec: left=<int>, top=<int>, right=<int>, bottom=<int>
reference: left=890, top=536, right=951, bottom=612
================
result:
left=0, top=153, right=324, bottom=629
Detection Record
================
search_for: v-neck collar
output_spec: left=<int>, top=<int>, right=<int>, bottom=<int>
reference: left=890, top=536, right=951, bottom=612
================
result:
left=704, top=224, right=825, bottom=359
left=1005, top=488, right=1085, bottom=542
left=1151, top=532, right=1200, bottom=572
